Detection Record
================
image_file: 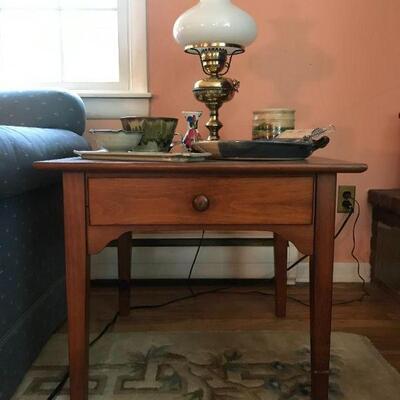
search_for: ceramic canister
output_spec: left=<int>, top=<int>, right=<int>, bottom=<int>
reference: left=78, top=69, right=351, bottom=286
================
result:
left=253, top=109, right=296, bottom=140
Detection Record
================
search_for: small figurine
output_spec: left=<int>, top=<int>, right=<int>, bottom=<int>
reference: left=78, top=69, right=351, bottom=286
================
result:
left=182, top=111, right=202, bottom=150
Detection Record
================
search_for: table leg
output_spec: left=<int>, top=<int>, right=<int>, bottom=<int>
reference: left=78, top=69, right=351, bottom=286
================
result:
left=310, top=174, right=336, bottom=400
left=63, top=173, right=89, bottom=400
left=273, top=233, right=288, bottom=318
left=118, top=232, right=132, bottom=316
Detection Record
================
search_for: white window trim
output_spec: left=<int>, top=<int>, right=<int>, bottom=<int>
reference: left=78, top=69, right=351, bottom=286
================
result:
left=0, top=0, right=151, bottom=119
left=80, top=0, right=151, bottom=119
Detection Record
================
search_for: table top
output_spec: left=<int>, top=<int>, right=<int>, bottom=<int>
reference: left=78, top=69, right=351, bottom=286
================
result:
left=34, top=156, right=367, bottom=174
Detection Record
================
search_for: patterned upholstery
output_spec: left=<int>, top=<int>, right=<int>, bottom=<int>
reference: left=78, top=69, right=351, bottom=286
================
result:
left=0, top=89, right=89, bottom=400
left=0, top=89, right=85, bottom=135
left=0, top=186, right=67, bottom=400
left=0, top=126, right=87, bottom=199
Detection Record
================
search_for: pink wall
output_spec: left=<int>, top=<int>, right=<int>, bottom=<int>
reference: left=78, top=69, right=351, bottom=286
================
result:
left=90, top=0, right=400, bottom=263
left=146, top=0, right=400, bottom=262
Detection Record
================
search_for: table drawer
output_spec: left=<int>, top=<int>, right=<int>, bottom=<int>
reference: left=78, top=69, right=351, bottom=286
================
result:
left=88, top=177, right=314, bottom=226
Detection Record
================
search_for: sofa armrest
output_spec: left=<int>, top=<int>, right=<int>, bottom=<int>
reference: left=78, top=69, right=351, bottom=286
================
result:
left=0, top=89, right=86, bottom=135
left=0, top=126, right=89, bottom=199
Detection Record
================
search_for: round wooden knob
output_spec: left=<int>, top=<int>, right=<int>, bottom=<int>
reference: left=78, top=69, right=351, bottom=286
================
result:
left=192, top=194, right=210, bottom=212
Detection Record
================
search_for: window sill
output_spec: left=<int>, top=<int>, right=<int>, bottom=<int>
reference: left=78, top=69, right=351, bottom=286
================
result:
left=78, top=92, right=152, bottom=119
left=78, top=91, right=152, bottom=99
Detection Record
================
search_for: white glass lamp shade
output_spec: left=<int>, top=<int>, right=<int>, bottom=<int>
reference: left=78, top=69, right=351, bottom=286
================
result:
left=173, top=0, right=257, bottom=49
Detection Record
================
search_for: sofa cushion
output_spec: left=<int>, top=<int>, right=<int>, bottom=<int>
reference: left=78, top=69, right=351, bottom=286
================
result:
left=0, top=125, right=89, bottom=199
left=0, top=276, right=66, bottom=400
left=0, top=89, right=86, bottom=135
left=0, top=185, right=65, bottom=339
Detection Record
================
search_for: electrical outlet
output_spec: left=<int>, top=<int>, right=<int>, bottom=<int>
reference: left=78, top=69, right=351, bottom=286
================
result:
left=337, top=186, right=356, bottom=213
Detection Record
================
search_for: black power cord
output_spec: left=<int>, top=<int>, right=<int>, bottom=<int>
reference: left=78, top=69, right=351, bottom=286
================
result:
left=222, top=200, right=369, bottom=307
left=187, top=230, right=205, bottom=295
left=48, top=203, right=366, bottom=399
left=351, top=199, right=369, bottom=301
left=47, top=311, right=120, bottom=399
left=286, top=209, right=355, bottom=273
left=47, top=231, right=228, bottom=400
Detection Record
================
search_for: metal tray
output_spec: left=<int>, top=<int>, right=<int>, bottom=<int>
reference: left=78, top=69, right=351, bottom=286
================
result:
left=192, top=137, right=330, bottom=160
left=74, top=150, right=212, bottom=163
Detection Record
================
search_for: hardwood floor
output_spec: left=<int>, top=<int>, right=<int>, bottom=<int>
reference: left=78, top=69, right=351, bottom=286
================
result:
left=61, top=282, right=400, bottom=373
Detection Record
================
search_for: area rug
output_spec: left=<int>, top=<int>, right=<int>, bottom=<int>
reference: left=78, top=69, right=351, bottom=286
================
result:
left=13, top=331, right=400, bottom=399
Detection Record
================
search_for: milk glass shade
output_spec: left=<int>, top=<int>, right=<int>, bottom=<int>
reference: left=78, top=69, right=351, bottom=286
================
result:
left=173, top=0, right=257, bottom=50
left=173, top=0, right=257, bottom=141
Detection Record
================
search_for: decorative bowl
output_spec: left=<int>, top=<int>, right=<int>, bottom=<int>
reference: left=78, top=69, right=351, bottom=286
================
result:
left=120, top=117, right=178, bottom=152
left=89, top=129, right=143, bottom=152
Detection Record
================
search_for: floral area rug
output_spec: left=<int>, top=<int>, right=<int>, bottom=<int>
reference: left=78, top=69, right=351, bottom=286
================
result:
left=13, top=331, right=400, bottom=399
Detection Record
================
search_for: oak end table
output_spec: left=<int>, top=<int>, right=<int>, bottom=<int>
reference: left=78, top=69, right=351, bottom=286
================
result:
left=34, top=157, right=367, bottom=400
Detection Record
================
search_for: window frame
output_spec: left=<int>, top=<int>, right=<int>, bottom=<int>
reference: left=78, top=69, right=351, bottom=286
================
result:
left=0, top=0, right=151, bottom=118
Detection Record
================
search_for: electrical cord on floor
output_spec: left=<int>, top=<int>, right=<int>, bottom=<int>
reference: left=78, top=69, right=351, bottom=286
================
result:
left=47, top=311, right=120, bottom=399
left=187, top=230, right=205, bottom=295
left=47, top=231, right=227, bottom=400
left=239, top=198, right=369, bottom=307
left=181, top=201, right=366, bottom=307
left=47, top=202, right=366, bottom=399
left=286, top=209, right=355, bottom=273
left=351, top=199, right=369, bottom=301
left=128, top=230, right=233, bottom=309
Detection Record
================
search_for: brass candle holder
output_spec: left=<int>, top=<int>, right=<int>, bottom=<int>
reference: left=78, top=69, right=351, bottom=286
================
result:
left=185, top=42, right=245, bottom=141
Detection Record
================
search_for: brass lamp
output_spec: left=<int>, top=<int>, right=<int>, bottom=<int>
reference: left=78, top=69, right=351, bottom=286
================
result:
left=173, top=0, right=257, bottom=141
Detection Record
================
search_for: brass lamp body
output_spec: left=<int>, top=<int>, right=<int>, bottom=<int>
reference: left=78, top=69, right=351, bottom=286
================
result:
left=193, top=77, right=239, bottom=141
left=185, top=44, right=244, bottom=141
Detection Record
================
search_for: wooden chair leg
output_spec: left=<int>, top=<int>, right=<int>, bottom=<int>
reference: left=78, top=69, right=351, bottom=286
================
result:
left=273, top=233, right=288, bottom=318
left=117, top=232, right=132, bottom=316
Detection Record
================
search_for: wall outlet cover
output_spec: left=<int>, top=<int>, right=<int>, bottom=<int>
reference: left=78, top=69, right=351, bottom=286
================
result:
left=337, top=185, right=356, bottom=213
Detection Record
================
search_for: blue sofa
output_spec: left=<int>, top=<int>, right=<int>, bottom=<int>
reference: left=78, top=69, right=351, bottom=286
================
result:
left=0, top=90, right=89, bottom=400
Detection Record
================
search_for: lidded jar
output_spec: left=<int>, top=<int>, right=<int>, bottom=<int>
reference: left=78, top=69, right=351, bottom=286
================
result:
left=253, top=109, right=296, bottom=140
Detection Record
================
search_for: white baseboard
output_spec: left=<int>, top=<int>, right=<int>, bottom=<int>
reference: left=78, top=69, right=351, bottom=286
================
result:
left=91, top=246, right=297, bottom=281
left=90, top=234, right=371, bottom=283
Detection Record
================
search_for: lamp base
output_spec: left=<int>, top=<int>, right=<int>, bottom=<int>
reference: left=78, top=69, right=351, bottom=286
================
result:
left=193, top=76, right=240, bottom=141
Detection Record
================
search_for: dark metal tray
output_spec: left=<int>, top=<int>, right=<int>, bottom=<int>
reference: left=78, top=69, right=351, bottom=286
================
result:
left=193, top=137, right=330, bottom=160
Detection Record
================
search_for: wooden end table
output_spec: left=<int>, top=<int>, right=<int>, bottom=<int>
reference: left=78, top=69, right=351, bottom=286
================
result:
left=34, top=157, right=367, bottom=400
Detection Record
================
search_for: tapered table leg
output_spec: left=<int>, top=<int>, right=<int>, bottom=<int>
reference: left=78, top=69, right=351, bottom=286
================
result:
left=273, top=233, right=288, bottom=318
left=63, top=173, right=89, bottom=400
left=118, top=232, right=132, bottom=316
left=310, top=174, right=337, bottom=400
